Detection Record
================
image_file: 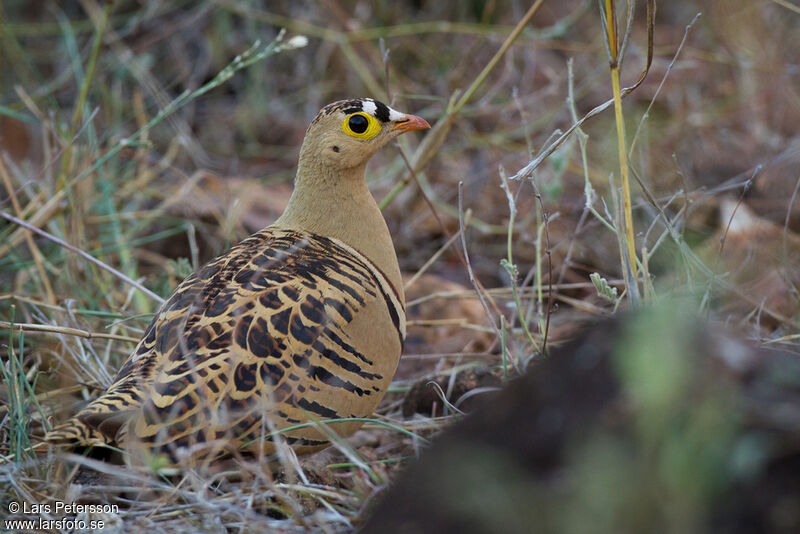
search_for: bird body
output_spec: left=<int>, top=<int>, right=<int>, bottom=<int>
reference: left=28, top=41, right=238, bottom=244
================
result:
left=45, top=98, right=430, bottom=465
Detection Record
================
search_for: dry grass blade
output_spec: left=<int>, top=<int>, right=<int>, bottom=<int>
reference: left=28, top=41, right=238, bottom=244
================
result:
left=0, top=321, right=139, bottom=343
left=383, top=0, right=548, bottom=207
left=0, top=210, right=165, bottom=303
left=458, top=182, right=517, bottom=364
left=0, top=157, right=55, bottom=304
left=602, top=0, right=639, bottom=294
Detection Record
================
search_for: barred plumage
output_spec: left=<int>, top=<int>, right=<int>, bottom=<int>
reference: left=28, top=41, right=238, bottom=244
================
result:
left=45, top=98, right=429, bottom=466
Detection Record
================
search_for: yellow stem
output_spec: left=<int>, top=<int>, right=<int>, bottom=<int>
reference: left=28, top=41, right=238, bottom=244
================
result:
left=605, top=0, right=637, bottom=283
left=611, top=66, right=637, bottom=279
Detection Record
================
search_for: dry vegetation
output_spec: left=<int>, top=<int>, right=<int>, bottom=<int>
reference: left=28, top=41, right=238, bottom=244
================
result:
left=1, top=0, right=799, bottom=532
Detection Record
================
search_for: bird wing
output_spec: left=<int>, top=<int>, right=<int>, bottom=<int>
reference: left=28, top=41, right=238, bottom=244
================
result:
left=46, top=227, right=404, bottom=460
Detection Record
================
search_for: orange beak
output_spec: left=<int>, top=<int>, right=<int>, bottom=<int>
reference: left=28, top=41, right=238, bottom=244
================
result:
left=392, top=114, right=431, bottom=134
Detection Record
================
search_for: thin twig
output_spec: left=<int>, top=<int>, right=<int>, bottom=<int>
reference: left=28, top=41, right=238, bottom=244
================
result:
left=0, top=210, right=165, bottom=304
left=534, top=190, right=554, bottom=353
left=457, top=182, right=517, bottom=366
left=393, top=139, right=503, bottom=319
left=404, top=220, right=466, bottom=291
left=629, top=12, right=702, bottom=156
left=0, top=321, right=139, bottom=342
left=383, top=0, right=548, bottom=207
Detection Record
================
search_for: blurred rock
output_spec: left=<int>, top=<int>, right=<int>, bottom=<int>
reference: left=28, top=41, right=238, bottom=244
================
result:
left=362, top=306, right=800, bottom=534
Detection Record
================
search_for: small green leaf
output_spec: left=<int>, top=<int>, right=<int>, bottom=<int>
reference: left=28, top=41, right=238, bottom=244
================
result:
left=590, top=272, right=619, bottom=302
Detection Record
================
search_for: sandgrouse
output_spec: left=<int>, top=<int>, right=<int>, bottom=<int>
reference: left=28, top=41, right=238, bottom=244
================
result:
left=45, top=98, right=430, bottom=466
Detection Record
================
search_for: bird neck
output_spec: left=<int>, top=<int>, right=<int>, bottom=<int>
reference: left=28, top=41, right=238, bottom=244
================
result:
left=274, top=159, right=404, bottom=300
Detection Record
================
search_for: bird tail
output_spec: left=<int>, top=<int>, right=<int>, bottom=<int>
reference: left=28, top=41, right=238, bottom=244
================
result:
left=45, top=418, right=114, bottom=447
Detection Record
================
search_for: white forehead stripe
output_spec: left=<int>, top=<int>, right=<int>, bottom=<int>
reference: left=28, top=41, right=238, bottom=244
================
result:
left=388, top=107, right=406, bottom=121
left=362, top=99, right=406, bottom=121
left=361, top=100, right=377, bottom=115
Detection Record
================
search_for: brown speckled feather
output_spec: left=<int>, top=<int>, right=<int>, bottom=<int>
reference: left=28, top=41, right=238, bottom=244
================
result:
left=47, top=228, right=405, bottom=463
left=46, top=97, right=429, bottom=466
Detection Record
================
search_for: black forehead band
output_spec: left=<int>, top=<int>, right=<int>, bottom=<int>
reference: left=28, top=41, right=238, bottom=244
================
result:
left=312, top=98, right=395, bottom=126
left=344, top=100, right=392, bottom=123
left=374, top=101, right=391, bottom=122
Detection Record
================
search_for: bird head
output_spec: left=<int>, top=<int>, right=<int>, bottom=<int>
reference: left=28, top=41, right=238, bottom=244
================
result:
left=300, top=98, right=430, bottom=170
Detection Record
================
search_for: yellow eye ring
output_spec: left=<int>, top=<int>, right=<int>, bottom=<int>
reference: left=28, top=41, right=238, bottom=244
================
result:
left=342, top=112, right=381, bottom=140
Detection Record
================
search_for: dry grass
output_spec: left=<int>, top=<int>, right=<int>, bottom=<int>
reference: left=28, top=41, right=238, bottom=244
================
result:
left=1, top=0, right=799, bottom=531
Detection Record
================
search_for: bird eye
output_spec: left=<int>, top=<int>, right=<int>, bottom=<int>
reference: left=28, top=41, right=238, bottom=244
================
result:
left=341, top=112, right=380, bottom=139
left=348, top=114, right=369, bottom=134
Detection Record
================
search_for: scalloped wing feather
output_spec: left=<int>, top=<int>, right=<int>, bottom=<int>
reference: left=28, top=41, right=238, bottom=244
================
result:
left=45, top=228, right=404, bottom=463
